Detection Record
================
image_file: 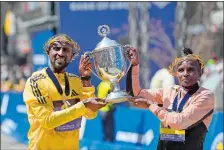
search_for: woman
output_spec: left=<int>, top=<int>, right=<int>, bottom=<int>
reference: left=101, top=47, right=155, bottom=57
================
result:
left=126, top=47, right=214, bottom=150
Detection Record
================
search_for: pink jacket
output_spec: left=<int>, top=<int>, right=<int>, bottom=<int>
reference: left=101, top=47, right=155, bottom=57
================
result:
left=131, top=65, right=215, bottom=130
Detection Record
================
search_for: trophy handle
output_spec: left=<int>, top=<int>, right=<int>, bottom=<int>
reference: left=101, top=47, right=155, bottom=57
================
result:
left=122, top=45, right=135, bottom=78
left=83, top=51, right=102, bottom=80
left=119, top=60, right=132, bottom=80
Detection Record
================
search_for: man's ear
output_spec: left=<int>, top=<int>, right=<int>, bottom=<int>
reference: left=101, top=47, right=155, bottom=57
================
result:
left=71, top=53, right=75, bottom=61
left=46, top=50, right=50, bottom=55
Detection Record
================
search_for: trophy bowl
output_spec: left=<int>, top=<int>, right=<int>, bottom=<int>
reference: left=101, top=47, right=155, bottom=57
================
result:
left=84, top=25, right=132, bottom=103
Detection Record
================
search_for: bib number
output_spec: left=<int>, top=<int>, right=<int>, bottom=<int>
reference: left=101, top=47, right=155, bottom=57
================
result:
left=160, top=124, right=185, bottom=142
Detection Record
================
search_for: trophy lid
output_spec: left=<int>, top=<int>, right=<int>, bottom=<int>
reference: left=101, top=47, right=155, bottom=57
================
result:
left=94, top=25, right=120, bottom=51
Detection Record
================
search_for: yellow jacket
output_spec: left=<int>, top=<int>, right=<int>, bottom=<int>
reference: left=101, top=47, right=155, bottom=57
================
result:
left=23, top=68, right=97, bottom=150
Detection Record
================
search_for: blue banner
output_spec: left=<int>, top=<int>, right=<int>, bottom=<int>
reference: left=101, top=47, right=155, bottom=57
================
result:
left=204, top=111, right=224, bottom=150
left=1, top=92, right=29, bottom=144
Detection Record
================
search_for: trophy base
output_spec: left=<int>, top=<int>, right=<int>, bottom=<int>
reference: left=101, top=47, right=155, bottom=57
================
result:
left=105, top=91, right=132, bottom=104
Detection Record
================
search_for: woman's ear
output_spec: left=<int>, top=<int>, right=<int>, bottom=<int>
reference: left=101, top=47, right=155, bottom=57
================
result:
left=200, top=67, right=204, bottom=77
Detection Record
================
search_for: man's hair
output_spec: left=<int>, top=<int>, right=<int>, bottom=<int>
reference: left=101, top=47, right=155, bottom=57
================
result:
left=43, top=34, right=80, bottom=56
left=168, top=47, right=205, bottom=76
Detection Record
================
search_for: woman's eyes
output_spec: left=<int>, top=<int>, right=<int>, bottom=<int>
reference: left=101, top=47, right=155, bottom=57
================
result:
left=177, top=68, right=195, bottom=72
left=188, top=68, right=194, bottom=72
left=178, top=68, right=184, bottom=72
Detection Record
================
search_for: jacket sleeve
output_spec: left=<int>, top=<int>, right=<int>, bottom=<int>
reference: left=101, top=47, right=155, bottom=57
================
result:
left=23, top=78, right=87, bottom=130
left=79, top=85, right=97, bottom=120
left=148, top=90, right=214, bottom=130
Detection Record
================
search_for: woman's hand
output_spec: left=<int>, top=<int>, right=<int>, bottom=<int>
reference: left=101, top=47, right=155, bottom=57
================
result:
left=79, top=55, right=92, bottom=76
left=125, top=45, right=139, bottom=66
left=129, top=97, right=152, bottom=109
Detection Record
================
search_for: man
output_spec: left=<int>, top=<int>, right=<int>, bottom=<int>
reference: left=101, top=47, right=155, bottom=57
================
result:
left=23, top=34, right=106, bottom=150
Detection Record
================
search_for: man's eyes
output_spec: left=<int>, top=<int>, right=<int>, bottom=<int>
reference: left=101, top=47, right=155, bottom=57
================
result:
left=53, top=47, right=61, bottom=51
left=63, top=48, right=69, bottom=51
left=53, top=46, right=70, bottom=52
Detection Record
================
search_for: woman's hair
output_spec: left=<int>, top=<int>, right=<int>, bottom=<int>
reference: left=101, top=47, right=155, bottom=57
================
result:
left=168, top=47, right=205, bottom=76
left=182, top=47, right=193, bottom=56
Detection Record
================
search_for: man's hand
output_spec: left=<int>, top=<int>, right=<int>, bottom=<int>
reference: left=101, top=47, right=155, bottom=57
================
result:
left=82, top=97, right=107, bottom=112
left=79, top=55, right=92, bottom=76
left=129, top=97, right=152, bottom=109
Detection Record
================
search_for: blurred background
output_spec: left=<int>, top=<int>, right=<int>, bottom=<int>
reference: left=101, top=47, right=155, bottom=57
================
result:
left=1, top=1, right=223, bottom=150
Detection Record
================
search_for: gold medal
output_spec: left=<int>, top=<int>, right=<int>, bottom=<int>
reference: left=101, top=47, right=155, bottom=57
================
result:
left=61, top=94, right=71, bottom=108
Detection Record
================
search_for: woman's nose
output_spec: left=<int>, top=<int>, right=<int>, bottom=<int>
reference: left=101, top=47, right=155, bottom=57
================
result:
left=183, top=70, right=189, bottom=76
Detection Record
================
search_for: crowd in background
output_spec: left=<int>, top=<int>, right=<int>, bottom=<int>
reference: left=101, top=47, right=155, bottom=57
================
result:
left=0, top=55, right=31, bottom=92
left=201, top=57, right=223, bottom=88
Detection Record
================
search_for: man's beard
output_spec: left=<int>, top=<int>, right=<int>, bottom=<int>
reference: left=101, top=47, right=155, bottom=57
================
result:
left=51, top=59, right=69, bottom=71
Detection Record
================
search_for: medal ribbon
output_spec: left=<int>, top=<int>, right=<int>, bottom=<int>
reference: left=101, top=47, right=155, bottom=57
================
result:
left=172, top=83, right=199, bottom=112
left=46, top=67, right=70, bottom=97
